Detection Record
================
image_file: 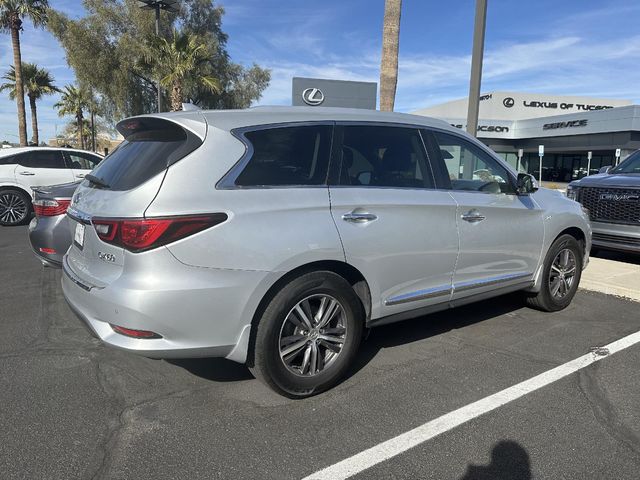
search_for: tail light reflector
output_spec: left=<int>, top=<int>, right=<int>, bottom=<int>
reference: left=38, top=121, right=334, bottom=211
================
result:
left=92, top=214, right=227, bottom=252
left=39, top=247, right=57, bottom=254
left=33, top=199, right=71, bottom=217
left=110, top=324, right=161, bottom=339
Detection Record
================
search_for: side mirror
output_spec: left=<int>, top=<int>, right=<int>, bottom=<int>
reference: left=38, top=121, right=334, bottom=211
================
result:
left=516, top=173, right=538, bottom=195
left=598, top=165, right=611, bottom=174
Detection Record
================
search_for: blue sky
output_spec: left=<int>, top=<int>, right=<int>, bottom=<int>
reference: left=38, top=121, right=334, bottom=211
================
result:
left=2, top=0, right=640, bottom=143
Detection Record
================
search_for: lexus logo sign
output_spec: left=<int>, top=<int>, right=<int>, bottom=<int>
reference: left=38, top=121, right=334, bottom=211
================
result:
left=302, top=88, right=325, bottom=106
left=503, top=97, right=515, bottom=108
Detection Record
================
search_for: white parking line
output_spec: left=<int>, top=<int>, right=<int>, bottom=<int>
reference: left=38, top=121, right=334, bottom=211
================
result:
left=302, top=329, right=640, bottom=480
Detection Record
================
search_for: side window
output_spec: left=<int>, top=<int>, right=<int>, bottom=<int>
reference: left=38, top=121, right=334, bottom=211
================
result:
left=0, top=155, right=16, bottom=165
left=337, top=126, right=433, bottom=189
left=16, top=150, right=66, bottom=169
left=234, top=125, right=332, bottom=187
left=432, top=131, right=514, bottom=194
left=67, top=152, right=101, bottom=170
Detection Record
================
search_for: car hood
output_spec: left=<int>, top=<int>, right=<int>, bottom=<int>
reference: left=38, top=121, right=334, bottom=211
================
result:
left=570, top=173, right=640, bottom=188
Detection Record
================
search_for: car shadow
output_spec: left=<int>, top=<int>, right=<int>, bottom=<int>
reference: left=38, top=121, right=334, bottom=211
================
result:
left=171, top=292, right=526, bottom=384
left=592, top=249, right=640, bottom=265
left=458, top=440, right=532, bottom=480
left=168, top=357, right=254, bottom=382
left=344, top=292, right=527, bottom=381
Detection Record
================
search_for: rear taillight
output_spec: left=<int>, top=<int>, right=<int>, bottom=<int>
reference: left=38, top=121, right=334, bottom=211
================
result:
left=33, top=199, right=71, bottom=217
left=92, top=214, right=227, bottom=253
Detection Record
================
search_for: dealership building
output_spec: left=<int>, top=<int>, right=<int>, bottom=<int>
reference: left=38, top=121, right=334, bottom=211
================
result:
left=412, top=92, right=639, bottom=182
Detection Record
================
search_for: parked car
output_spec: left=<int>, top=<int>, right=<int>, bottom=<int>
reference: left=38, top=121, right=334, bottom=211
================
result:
left=28, top=182, right=79, bottom=267
left=0, top=147, right=102, bottom=226
left=62, top=107, right=591, bottom=397
left=567, top=150, right=640, bottom=253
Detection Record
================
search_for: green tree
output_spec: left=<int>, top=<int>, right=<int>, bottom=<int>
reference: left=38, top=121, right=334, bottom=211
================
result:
left=54, top=84, right=89, bottom=149
left=0, top=63, right=60, bottom=144
left=48, top=0, right=270, bottom=120
left=144, top=29, right=220, bottom=111
left=0, top=0, right=49, bottom=146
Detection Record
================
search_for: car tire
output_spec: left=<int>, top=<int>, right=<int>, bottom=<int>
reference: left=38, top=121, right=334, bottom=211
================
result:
left=526, top=234, right=583, bottom=312
left=0, top=188, right=32, bottom=226
left=249, top=271, right=364, bottom=398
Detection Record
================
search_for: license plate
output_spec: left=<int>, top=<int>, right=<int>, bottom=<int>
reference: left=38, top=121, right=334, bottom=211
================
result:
left=74, top=223, right=85, bottom=250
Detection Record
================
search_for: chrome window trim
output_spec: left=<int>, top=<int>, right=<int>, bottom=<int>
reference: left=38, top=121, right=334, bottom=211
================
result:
left=66, top=206, right=92, bottom=225
left=216, top=120, right=458, bottom=191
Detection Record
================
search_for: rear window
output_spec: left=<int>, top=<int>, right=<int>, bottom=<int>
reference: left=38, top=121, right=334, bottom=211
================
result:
left=233, top=125, right=332, bottom=187
left=87, top=118, right=201, bottom=191
left=16, top=150, right=66, bottom=169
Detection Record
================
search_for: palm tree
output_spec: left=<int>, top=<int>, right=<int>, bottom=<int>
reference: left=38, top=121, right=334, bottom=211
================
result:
left=0, top=0, right=49, bottom=146
left=379, top=0, right=402, bottom=112
left=1, top=63, right=59, bottom=144
left=54, top=84, right=89, bottom=149
left=145, top=29, right=221, bottom=112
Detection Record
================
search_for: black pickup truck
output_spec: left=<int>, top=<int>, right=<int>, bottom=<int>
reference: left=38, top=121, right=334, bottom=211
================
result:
left=567, top=150, right=640, bottom=253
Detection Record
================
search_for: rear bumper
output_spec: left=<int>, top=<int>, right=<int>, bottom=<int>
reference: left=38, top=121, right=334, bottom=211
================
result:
left=591, top=221, right=640, bottom=253
left=28, top=215, right=70, bottom=267
left=61, top=250, right=275, bottom=362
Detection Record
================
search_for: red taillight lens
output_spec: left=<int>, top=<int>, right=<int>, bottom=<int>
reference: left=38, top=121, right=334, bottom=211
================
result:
left=110, top=324, right=161, bottom=339
left=33, top=199, right=71, bottom=217
left=92, top=214, right=227, bottom=253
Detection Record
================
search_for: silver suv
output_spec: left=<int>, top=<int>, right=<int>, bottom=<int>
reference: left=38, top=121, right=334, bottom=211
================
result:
left=62, top=107, right=591, bottom=397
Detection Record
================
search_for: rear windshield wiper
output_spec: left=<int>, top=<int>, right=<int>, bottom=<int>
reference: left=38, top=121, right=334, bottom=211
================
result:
left=85, top=174, right=111, bottom=189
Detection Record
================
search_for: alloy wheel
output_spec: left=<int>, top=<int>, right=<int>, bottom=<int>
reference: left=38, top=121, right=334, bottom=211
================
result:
left=549, top=248, right=577, bottom=300
left=0, top=192, right=28, bottom=225
left=278, top=294, right=347, bottom=377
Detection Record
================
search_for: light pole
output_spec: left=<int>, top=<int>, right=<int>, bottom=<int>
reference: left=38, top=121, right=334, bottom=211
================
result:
left=466, top=0, right=488, bottom=137
left=138, top=1, right=179, bottom=113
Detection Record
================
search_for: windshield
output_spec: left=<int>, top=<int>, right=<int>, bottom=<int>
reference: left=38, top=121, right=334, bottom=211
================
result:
left=611, top=150, right=640, bottom=174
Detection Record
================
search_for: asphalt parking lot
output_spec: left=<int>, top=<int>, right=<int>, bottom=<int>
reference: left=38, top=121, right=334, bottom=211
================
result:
left=1, top=225, right=639, bottom=480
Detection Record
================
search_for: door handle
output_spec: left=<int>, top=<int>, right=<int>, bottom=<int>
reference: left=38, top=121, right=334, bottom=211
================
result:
left=19, top=171, right=35, bottom=176
left=342, top=211, right=377, bottom=223
left=461, top=209, right=486, bottom=223
left=76, top=174, right=86, bottom=178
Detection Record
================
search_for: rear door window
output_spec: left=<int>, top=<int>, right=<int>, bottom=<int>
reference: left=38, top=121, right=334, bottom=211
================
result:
left=233, top=125, right=332, bottom=187
left=87, top=117, right=201, bottom=191
left=16, top=150, right=67, bottom=169
left=0, top=155, right=16, bottom=165
left=336, top=125, right=434, bottom=189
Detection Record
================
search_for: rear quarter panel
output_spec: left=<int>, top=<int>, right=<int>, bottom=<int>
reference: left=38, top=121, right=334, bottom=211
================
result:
left=145, top=127, right=345, bottom=272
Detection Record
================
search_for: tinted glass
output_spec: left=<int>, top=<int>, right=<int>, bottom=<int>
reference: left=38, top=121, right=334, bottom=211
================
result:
left=89, top=118, right=200, bottom=191
left=611, top=150, right=640, bottom=174
left=0, top=155, right=16, bottom=165
left=16, top=150, right=66, bottom=169
left=337, top=126, right=433, bottom=189
left=235, top=125, right=332, bottom=186
left=433, top=132, right=514, bottom=194
left=67, top=152, right=101, bottom=170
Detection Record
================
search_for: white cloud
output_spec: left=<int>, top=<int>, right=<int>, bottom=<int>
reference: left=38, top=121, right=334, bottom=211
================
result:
left=251, top=33, right=640, bottom=112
